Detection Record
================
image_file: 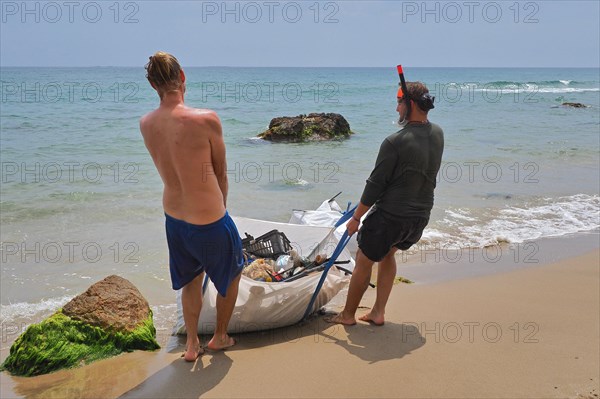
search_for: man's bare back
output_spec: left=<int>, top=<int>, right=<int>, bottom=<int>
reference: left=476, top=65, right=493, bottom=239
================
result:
left=140, top=101, right=228, bottom=225
left=141, top=52, right=241, bottom=359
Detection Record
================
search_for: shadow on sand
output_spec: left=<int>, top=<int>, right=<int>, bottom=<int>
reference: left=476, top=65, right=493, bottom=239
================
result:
left=319, top=320, right=426, bottom=364
left=119, top=314, right=425, bottom=398
left=118, top=334, right=232, bottom=399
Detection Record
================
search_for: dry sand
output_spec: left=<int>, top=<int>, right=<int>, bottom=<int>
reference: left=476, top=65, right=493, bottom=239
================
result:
left=1, top=247, right=598, bottom=399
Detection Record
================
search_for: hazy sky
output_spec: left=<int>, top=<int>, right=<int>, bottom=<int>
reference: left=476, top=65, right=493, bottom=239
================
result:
left=1, top=0, right=599, bottom=67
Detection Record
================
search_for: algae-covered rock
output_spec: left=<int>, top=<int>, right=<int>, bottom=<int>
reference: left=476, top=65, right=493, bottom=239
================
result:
left=1, top=275, right=160, bottom=377
left=561, top=102, right=588, bottom=108
left=258, top=113, right=353, bottom=142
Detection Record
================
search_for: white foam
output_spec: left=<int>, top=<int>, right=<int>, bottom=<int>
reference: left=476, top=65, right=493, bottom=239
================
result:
left=471, top=87, right=599, bottom=94
left=150, top=303, right=179, bottom=332
left=429, top=194, right=599, bottom=248
left=452, top=82, right=598, bottom=95
left=0, top=298, right=181, bottom=337
left=0, top=295, right=74, bottom=324
left=419, top=229, right=454, bottom=247
left=286, top=178, right=310, bottom=186
left=537, top=87, right=599, bottom=93
left=445, top=209, right=477, bottom=222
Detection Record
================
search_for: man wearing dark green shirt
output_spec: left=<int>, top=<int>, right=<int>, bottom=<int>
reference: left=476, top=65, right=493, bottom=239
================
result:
left=328, top=81, right=444, bottom=326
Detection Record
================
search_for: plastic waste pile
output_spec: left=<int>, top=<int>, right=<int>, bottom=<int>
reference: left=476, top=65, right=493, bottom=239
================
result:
left=241, top=230, right=349, bottom=283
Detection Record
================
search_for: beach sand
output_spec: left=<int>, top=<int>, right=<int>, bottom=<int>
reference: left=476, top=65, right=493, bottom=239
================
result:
left=1, top=244, right=598, bottom=398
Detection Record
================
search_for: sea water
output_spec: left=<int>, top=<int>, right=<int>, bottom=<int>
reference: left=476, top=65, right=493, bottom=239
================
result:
left=1, top=67, right=598, bottom=334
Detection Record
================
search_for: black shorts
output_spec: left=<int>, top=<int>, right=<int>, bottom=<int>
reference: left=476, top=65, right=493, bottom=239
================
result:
left=357, top=209, right=429, bottom=262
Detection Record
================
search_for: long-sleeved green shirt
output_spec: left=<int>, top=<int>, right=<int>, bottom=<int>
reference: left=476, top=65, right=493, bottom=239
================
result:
left=360, top=122, right=444, bottom=218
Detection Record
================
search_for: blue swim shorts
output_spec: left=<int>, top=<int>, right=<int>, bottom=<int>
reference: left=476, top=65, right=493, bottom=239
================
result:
left=165, top=211, right=244, bottom=297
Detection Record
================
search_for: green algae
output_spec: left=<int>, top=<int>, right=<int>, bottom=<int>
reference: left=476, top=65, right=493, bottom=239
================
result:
left=1, top=310, right=160, bottom=377
left=394, top=276, right=414, bottom=284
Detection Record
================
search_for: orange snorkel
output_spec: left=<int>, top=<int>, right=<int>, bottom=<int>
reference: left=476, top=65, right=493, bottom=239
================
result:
left=397, top=65, right=411, bottom=123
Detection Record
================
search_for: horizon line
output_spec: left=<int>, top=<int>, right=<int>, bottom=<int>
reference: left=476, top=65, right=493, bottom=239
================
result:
left=1, top=65, right=599, bottom=69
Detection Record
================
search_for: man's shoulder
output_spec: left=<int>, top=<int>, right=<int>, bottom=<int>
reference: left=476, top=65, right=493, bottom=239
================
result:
left=429, top=122, right=444, bottom=142
left=180, top=108, right=222, bottom=138
left=187, top=107, right=218, bottom=118
left=396, top=122, right=444, bottom=136
left=184, top=107, right=220, bottom=125
left=385, top=122, right=443, bottom=144
left=429, top=122, right=443, bottom=133
left=385, top=128, right=410, bottom=143
left=139, top=110, right=156, bottom=133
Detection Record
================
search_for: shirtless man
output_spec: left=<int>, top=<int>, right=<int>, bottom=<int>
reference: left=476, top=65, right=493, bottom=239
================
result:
left=140, top=52, right=242, bottom=360
left=328, top=80, right=444, bottom=326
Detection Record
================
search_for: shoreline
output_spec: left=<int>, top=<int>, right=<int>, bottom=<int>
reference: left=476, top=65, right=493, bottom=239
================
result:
left=394, top=230, right=600, bottom=284
left=1, top=232, right=598, bottom=398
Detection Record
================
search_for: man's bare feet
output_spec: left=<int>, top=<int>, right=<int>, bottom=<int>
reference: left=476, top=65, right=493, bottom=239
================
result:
left=183, top=345, right=204, bottom=362
left=324, top=311, right=357, bottom=326
left=358, top=311, right=384, bottom=326
left=206, top=334, right=236, bottom=351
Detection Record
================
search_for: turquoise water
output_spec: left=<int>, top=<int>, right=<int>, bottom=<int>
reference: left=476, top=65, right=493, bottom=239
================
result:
left=1, top=67, right=599, bottom=331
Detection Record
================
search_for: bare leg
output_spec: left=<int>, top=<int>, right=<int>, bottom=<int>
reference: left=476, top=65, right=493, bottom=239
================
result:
left=326, top=249, right=375, bottom=325
left=359, top=248, right=397, bottom=326
left=181, top=273, right=205, bottom=361
left=207, top=273, right=241, bottom=350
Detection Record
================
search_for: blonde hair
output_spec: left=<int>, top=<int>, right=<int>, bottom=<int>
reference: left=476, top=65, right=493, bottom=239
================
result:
left=145, top=51, right=183, bottom=93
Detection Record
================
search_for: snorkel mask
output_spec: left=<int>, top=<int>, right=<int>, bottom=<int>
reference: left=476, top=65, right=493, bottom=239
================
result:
left=396, top=65, right=435, bottom=127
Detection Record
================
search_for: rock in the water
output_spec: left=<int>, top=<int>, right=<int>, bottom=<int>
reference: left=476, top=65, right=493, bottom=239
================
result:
left=562, top=102, right=588, bottom=108
left=258, top=113, right=352, bottom=142
left=63, top=274, right=151, bottom=332
left=1, top=275, right=159, bottom=377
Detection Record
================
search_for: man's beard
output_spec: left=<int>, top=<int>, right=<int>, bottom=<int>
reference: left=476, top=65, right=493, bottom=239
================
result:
left=397, top=110, right=408, bottom=127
